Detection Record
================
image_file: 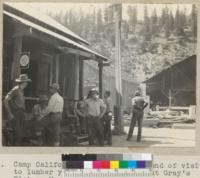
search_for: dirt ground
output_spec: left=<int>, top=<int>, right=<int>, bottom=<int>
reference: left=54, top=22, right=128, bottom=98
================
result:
left=111, top=124, right=195, bottom=147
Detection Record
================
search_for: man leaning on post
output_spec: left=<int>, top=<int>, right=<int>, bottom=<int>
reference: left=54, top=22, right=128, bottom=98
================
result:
left=43, top=83, right=64, bottom=146
left=85, top=88, right=106, bottom=146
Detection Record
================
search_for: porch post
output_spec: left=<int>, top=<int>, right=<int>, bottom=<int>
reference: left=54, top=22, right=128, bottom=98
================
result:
left=74, top=55, right=79, bottom=100
left=11, top=24, right=23, bottom=83
left=98, top=62, right=103, bottom=98
left=55, top=54, right=60, bottom=83
left=79, top=59, right=84, bottom=100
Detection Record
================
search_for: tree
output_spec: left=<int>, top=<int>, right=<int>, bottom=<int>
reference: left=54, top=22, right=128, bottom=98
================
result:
left=174, top=6, right=183, bottom=35
left=169, top=10, right=174, bottom=32
left=104, top=7, right=109, bottom=24
left=127, top=5, right=137, bottom=33
left=63, top=11, right=69, bottom=27
left=160, top=7, right=166, bottom=27
left=191, top=4, right=197, bottom=37
left=143, top=6, right=151, bottom=41
left=151, top=8, right=158, bottom=36
left=164, top=7, right=170, bottom=38
left=151, top=8, right=158, bottom=25
left=97, top=9, right=103, bottom=33
left=122, top=20, right=129, bottom=39
left=54, top=11, right=63, bottom=24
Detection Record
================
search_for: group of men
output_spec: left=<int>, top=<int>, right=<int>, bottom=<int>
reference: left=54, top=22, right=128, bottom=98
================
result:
left=3, top=74, right=64, bottom=146
left=3, top=74, right=147, bottom=146
left=3, top=74, right=113, bottom=146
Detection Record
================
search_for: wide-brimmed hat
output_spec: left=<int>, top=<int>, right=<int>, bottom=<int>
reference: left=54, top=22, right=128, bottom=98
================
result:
left=135, top=90, right=141, bottom=96
left=90, top=88, right=99, bottom=95
left=38, top=94, right=48, bottom=103
left=49, top=83, right=60, bottom=91
left=15, top=74, right=31, bottom=83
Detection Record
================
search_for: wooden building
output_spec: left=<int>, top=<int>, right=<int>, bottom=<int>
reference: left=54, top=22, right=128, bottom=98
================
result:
left=3, top=2, right=109, bottom=110
left=144, top=55, right=196, bottom=107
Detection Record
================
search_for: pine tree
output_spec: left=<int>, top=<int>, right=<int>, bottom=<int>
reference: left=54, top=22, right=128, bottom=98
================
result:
left=160, top=7, right=166, bottom=27
left=143, top=5, right=151, bottom=41
left=164, top=7, right=170, bottom=38
left=104, top=7, right=109, bottom=24
left=63, top=11, right=69, bottom=27
left=151, top=8, right=158, bottom=36
left=175, top=6, right=182, bottom=35
left=151, top=8, right=158, bottom=25
left=97, top=9, right=103, bottom=33
left=169, top=10, right=174, bottom=32
left=127, top=5, right=137, bottom=33
left=191, top=4, right=197, bottom=37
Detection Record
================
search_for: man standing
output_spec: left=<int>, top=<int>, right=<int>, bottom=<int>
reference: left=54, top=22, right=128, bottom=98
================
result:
left=32, top=94, right=48, bottom=145
left=43, top=83, right=64, bottom=146
left=126, top=90, right=148, bottom=142
left=103, top=91, right=112, bottom=145
left=85, top=88, right=106, bottom=146
left=3, top=74, right=31, bottom=146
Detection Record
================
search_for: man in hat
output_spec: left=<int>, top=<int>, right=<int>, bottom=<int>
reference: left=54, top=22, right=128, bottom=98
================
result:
left=43, top=83, right=64, bottom=146
left=103, top=90, right=112, bottom=145
left=32, top=94, right=48, bottom=145
left=3, top=74, right=31, bottom=146
left=85, top=88, right=106, bottom=146
left=126, top=90, right=148, bottom=142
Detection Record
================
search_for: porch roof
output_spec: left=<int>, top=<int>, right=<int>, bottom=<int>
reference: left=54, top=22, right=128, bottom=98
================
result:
left=4, top=6, right=109, bottom=62
left=4, top=2, right=89, bottom=45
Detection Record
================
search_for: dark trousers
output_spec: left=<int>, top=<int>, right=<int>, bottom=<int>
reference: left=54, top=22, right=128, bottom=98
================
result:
left=79, top=116, right=87, bottom=134
left=12, top=109, right=25, bottom=146
left=42, top=113, right=61, bottom=146
left=87, top=116, right=104, bottom=146
left=103, top=114, right=112, bottom=145
left=127, top=109, right=143, bottom=141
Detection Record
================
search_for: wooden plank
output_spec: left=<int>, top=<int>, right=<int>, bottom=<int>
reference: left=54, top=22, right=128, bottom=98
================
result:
left=11, top=23, right=22, bottom=81
left=79, top=60, right=84, bottom=100
left=55, top=54, right=59, bottom=83
left=12, top=26, right=32, bottom=38
left=98, top=62, right=103, bottom=98
left=59, top=46, right=95, bottom=59
left=74, top=55, right=79, bottom=100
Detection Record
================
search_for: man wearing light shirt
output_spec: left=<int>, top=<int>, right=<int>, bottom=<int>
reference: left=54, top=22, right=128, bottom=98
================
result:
left=43, top=83, right=64, bottom=146
left=126, top=90, right=148, bottom=142
left=85, top=88, right=106, bottom=146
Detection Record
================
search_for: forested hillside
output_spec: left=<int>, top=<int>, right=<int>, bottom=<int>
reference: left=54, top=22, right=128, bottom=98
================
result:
left=47, top=4, right=197, bottom=82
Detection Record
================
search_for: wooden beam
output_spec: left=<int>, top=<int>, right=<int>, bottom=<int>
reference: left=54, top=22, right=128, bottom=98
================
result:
left=55, top=54, right=59, bottom=83
left=11, top=23, right=23, bottom=82
left=59, top=46, right=95, bottom=59
left=79, top=60, right=84, bottom=100
left=74, top=55, right=79, bottom=100
left=12, top=26, right=32, bottom=38
left=98, top=62, right=103, bottom=98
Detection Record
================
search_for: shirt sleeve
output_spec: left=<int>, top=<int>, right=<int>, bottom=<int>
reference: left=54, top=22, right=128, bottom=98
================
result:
left=6, top=88, right=18, bottom=100
left=100, top=99, right=106, bottom=108
left=47, top=96, right=55, bottom=113
left=84, top=100, right=89, bottom=114
left=132, top=98, right=136, bottom=106
left=33, top=105, right=39, bottom=116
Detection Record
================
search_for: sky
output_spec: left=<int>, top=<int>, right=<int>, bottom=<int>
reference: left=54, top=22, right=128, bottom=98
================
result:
left=29, top=3, right=193, bottom=21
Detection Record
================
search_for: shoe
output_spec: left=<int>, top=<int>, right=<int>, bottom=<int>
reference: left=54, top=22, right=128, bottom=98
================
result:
left=126, top=137, right=131, bottom=141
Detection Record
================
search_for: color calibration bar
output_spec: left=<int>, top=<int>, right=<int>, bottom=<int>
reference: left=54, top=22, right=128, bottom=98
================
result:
left=62, top=154, right=152, bottom=169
